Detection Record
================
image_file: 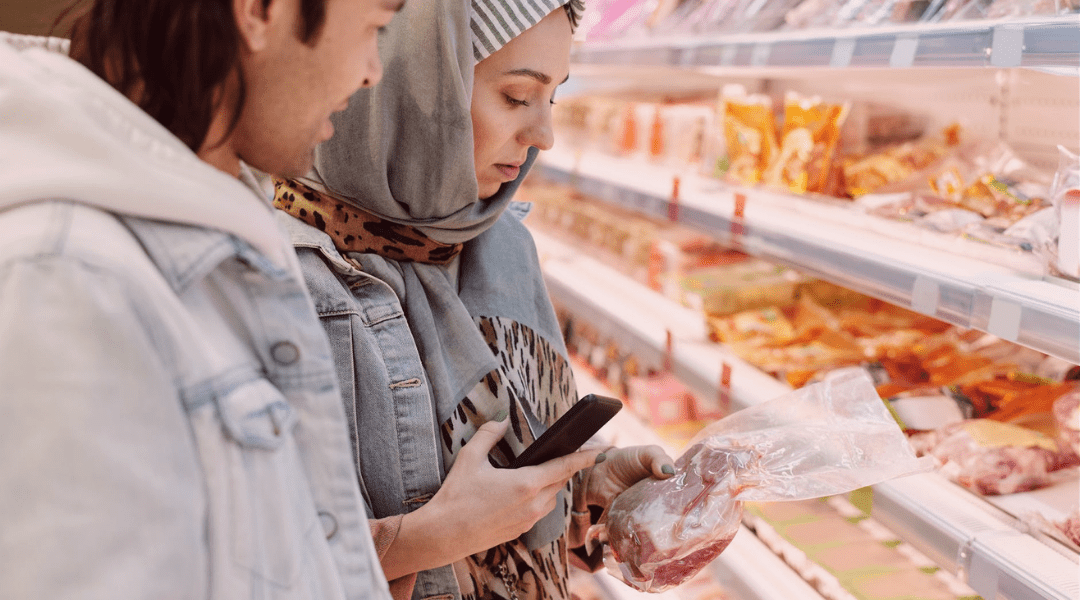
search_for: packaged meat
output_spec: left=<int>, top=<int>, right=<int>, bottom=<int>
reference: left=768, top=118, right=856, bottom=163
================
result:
left=910, top=419, right=1080, bottom=495
left=1058, top=507, right=1080, bottom=547
left=1053, top=391, right=1080, bottom=456
left=593, top=370, right=930, bottom=592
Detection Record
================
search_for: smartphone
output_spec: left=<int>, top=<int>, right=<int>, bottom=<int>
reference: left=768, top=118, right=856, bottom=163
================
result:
left=506, top=394, right=623, bottom=469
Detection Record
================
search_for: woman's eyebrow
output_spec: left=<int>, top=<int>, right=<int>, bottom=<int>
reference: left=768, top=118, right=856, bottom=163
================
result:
left=503, top=68, right=551, bottom=85
left=502, top=69, right=571, bottom=86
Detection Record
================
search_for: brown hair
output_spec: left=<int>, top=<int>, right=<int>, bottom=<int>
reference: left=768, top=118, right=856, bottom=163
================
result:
left=59, top=0, right=329, bottom=152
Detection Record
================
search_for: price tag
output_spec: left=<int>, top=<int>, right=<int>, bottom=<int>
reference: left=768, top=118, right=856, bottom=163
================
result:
left=831, top=38, right=856, bottom=68
left=667, top=177, right=681, bottom=223
left=988, top=297, right=1022, bottom=342
left=751, top=43, right=771, bottom=67
left=889, top=34, right=919, bottom=68
left=731, top=192, right=747, bottom=239
left=910, top=276, right=940, bottom=316
left=718, top=362, right=733, bottom=416
left=991, top=25, right=1024, bottom=68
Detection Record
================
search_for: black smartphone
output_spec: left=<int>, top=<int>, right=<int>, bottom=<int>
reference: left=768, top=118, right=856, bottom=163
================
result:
left=507, top=394, right=623, bottom=469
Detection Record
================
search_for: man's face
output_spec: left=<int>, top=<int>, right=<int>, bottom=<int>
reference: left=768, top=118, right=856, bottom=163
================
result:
left=234, top=0, right=401, bottom=178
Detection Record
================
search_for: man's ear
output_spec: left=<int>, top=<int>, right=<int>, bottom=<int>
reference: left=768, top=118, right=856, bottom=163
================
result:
left=234, top=0, right=284, bottom=52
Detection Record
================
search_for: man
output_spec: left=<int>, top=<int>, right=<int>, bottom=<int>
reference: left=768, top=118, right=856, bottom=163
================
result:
left=0, top=0, right=402, bottom=597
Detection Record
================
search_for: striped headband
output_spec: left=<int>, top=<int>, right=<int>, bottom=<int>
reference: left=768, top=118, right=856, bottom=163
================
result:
left=471, top=0, right=583, bottom=62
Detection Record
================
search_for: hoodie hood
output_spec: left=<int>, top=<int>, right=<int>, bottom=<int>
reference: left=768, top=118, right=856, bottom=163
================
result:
left=0, top=34, right=289, bottom=268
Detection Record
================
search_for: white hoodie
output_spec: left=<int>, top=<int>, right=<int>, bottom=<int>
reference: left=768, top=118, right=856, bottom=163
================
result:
left=0, top=33, right=288, bottom=267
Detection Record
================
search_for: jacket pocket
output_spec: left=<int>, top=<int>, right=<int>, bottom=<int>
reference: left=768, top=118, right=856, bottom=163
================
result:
left=198, top=377, right=319, bottom=590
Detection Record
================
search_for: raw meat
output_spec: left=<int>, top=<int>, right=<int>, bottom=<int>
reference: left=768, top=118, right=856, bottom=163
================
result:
left=910, top=420, right=1080, bottom=495
left=1057, top=508, right=1080, bottom=546
left=604, top=442, right=757, bottom=592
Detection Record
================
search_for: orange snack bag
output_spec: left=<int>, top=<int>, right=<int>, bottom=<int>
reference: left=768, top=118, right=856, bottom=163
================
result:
left=763, top=93, right=850, bottom=194
left=722, top=95, right=778, bottom=186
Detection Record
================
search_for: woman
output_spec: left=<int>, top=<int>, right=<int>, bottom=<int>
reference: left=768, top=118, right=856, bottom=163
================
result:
left=273, top=2, right=675, bottom=600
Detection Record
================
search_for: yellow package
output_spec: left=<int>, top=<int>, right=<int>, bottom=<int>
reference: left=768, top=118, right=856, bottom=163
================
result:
left=723, top=95, right=778, bottom=186
left=763, top=94, right=850, bottom=194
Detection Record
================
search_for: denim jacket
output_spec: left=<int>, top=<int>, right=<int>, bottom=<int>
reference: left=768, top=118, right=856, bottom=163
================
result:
left=0, top=36, right=391, bottom=600
left=279, top=213, right=461, bottom=600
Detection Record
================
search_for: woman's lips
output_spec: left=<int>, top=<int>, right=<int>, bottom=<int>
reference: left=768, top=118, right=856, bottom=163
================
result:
left=495, top=164, right=520, bottom=180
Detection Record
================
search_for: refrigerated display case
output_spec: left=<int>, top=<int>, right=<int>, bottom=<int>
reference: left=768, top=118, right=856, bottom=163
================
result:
left=532, top=8, right=1079, bottom=600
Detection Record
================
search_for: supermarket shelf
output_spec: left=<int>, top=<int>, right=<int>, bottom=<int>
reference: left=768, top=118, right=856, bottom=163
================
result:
left=532, top=227, right=1080, bottom=600
left=574, top=16, right=1080, bottom=71
left=535, top=148, right=1080, bottom=365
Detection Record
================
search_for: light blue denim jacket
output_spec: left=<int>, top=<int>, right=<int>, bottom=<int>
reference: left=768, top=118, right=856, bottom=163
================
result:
left=279, top=213, right=461, bottom=600
left=0, top=201, right=392, bottom=600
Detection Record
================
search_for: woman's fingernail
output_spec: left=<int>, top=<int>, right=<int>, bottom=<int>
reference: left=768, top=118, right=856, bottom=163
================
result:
left=661, top=464, right=675, bottom=475
left=494, top=410, right=508, bottom=422
left=595, top=453, right=607, bottom=464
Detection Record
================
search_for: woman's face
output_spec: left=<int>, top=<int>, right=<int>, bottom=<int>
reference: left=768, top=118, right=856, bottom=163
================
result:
left=471, top=9, right=573, bottom=199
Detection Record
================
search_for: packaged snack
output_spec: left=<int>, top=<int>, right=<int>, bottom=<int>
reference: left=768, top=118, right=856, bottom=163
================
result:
left=841, top=124, right=961, bottom=198
left=707, top=307, right=797, bottom=346
left=910, top=419, right=1079, bottom=495
left=675, top=261, right=801, bottom=316
left=592, top=370, right=930, bottom=592
left=762, top=93, right=850, bottom=194
left=722, top=93, right=779, bottom=186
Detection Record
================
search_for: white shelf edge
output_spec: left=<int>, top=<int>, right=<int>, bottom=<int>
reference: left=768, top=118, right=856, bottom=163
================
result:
left=532, top=226, right=1080, bottom=600
left=574, top=16, right=1080, bottom=71
left=535, top=148, right=1080, bottom=365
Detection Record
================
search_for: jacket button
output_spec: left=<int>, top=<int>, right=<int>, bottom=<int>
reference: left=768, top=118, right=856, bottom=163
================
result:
left=270, top=341, right=300, bottom=365
left=318, top=510, right=339, bottom=540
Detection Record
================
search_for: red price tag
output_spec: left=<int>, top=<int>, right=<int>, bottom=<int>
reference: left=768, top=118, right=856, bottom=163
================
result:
left=667, top=177, right=681, bottom=223
left=732, top=192, right=746, bottom=236
left=717, top=361, right=733, bottom=415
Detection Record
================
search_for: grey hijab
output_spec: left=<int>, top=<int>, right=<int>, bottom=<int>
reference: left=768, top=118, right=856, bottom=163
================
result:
left=307, top=0, right=573, bottom=443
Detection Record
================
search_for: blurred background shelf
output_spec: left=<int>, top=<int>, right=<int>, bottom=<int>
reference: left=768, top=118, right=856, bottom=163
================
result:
left=574, top=16, right=1080, bottom=71
left=536, top=149, right=1080, bottom=364
left=532, top=226, right=1080, bottom=600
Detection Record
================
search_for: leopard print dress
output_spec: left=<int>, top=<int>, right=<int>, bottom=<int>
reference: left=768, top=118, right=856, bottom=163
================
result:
left=275, top=179, right=582, bottom=600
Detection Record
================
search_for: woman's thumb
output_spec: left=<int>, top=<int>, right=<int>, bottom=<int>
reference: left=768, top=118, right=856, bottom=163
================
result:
left=462, top=413, right=510, bottom=459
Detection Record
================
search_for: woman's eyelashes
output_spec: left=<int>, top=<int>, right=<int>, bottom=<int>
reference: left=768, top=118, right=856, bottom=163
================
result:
left=503, top=94, right=529, bottom=107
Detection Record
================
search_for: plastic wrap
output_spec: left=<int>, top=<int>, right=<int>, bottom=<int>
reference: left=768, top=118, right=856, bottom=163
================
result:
left=1050, top=145, right=1080, bottom=279
left=592, top=370, right=931, bottom=592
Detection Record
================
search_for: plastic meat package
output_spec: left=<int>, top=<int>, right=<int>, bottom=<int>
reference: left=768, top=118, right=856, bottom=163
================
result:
left=590, top=370, right=931, bottom=592
left=909, top=419, right=1080, bottom=495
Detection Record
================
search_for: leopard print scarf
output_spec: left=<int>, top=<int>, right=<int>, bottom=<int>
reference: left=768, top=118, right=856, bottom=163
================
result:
left=274, top=178, right=463, bottom=265
left=275, top=178, right=579, bottom=600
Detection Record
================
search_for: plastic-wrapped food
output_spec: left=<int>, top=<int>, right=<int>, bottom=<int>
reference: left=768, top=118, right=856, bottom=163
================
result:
left=1050, top=145, right=1080, bottom=279
left=1058, top=508, right=1080, bottom=546
left=1054, top=391, right=1080, bottom=456
left=722, top=93, right=779, bottom=186
left=762, top=94, right=849, bottom=194
left=910, top=419, right=1080, bottom=495
left=841, top=124, right=961, bottom=198
left=592, top=370, right=931, bottom=592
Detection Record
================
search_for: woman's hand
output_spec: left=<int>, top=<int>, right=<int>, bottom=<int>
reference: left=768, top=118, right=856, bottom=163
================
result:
left=383, top=418, right=601, bottom=580
left=582, top=445, right=675, bottom=513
